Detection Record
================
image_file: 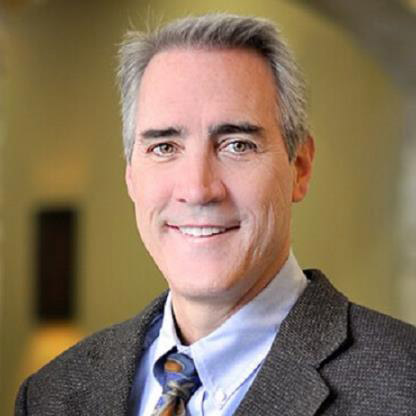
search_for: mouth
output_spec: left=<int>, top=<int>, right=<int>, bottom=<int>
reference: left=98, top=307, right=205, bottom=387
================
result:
left=167, top=224, right=240, bottom=238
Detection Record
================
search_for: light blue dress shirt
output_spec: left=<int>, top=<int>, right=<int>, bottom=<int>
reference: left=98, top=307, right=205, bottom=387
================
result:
left=130, top=252, right=307, bottom=415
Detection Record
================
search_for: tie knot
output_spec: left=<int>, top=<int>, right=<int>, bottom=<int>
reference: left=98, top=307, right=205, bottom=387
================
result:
left=162, top=351, right=201, bottom=401
left=152, top=351, right=201, bottom=415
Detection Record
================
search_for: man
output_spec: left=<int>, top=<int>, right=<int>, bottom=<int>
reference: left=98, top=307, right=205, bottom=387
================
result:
left=16, top=13, right=416, bottom=416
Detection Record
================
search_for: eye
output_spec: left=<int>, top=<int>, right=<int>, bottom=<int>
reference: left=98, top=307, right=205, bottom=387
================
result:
left=149, top=142, right=176, bottom=157
left=223, top=140, right=257, bottom=154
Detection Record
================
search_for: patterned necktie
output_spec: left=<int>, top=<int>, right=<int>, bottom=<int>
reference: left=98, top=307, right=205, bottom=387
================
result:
left=151, top=351, right=201, bottom=416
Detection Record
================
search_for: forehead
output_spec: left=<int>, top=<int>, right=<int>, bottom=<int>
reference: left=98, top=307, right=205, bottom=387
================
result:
left=136, top=47, right=278, bottom=129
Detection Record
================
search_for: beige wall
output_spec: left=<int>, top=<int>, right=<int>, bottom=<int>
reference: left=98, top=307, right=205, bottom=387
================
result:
left=1, top=0, right=404, bottom=412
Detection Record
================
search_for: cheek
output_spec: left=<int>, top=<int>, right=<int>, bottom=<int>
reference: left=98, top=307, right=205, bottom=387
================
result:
left=250, top=172, right=290, bottom=210
left=133, top=169, right=172, bottom=212
left=244, top=170, right=293, bottom=238
left=131, top=186, right=169, bottom=247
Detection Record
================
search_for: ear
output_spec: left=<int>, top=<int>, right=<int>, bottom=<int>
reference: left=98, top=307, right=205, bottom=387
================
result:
left=125, top=164, right=136, bottom=202
left=292, top=135, right=315, bottom=203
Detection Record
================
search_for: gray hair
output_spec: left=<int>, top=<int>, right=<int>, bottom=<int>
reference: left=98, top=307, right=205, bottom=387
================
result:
left=117, top=13, right=308, bottom=162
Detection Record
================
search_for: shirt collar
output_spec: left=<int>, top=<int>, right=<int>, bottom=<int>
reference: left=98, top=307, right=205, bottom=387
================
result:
left=152, top=251, right=307, bottom=399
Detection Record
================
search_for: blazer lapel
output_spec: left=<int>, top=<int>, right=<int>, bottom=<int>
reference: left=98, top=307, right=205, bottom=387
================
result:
left=235, top=270, right=349, bottom=416
left=84, top=292, right=168, bottom=415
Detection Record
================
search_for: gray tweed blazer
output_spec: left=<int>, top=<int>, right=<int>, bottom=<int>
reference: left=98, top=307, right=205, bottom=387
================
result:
left=15, top=270, right=416, bottom=415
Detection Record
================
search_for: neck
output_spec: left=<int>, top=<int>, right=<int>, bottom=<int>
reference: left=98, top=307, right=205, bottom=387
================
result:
left=171, top=299, right=233, bottom=345
left=170, top=252, right=289, bottom=345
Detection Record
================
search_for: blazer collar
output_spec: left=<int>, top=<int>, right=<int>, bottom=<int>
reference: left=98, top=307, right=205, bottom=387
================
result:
left=235, top=270, right=349, bottom=416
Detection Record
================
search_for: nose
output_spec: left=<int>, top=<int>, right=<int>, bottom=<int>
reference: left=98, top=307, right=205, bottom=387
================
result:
left=173, top=150, right=226, bottom=206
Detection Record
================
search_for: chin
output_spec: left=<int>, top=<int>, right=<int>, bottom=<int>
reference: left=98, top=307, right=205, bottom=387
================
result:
left=165, top=266, right=249, bottom=302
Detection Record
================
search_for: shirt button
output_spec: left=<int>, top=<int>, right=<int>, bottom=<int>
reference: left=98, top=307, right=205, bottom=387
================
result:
left=214, top=389, right=227, bottom=406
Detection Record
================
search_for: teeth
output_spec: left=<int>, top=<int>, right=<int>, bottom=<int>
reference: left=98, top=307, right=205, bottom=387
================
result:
left=178, top=226, right=226, bottom=237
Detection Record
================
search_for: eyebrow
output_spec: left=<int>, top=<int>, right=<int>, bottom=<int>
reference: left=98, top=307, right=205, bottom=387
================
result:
left=138, top=121, right=264, bottom=141
left=139, top=126, right=184, bottom=140
left=208, top=122, right=264, bottom=137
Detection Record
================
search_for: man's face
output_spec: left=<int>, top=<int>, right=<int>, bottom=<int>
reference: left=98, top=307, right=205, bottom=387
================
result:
left=126, top=48, right=313, bottom=306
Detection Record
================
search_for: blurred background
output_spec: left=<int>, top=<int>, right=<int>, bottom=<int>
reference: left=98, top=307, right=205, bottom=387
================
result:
left=1, top=0, right=416, bottom=413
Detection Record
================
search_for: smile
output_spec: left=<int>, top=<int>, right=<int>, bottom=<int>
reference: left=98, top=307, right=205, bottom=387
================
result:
left=179, top=226, right=227, bottom=237
left=167, top=224, right=240, bottom=238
